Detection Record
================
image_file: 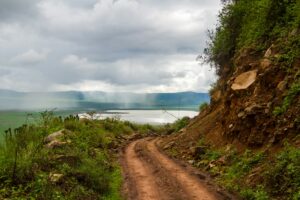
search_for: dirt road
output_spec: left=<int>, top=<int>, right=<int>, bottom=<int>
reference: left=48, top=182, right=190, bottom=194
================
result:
left=122, top=138, right=233, bottom=200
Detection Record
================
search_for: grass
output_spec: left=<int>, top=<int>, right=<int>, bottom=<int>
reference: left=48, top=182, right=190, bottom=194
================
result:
left=102, top=167, right=123, bottom=200
left=0, top=111, right=160, bottom=199
left=199, top=102, right=209, bottom=112
left=192, top=137, right=300, bottom=199
left=0, top=109, right=180, bottom=199
left=203, top=0, right=300, bottom=76
left=0, top=110, right=77, bottom=142
left=273, top=78, right=300, bottom=116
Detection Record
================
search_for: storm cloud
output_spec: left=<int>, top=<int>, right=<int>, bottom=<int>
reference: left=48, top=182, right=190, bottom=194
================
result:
left=0, top=0, right=221, bottom=92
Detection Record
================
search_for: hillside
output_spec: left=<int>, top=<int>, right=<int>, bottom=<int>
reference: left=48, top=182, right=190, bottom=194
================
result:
left=160, top=0, right=300, bottom=199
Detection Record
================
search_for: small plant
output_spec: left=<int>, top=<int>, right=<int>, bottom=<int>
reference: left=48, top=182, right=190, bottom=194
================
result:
left=240, top=186, right=269, bottom=200
left=173, top=117, right=190, bottom=132
left=264, top=144, right=300, bottom=198
left=273, top=79, right=300, bottom=115
left=199, top=102, right=209, bottom=112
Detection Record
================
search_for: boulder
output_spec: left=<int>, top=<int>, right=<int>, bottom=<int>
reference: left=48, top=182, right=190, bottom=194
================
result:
left=231, top=70, right=258, bottom=90
left=44, top=130, right=70, bottom=149
left=44, top=130, right=64, bottom=143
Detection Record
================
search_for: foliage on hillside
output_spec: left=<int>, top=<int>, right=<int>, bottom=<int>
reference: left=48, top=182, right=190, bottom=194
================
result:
left=0, top=111, right=157, bottom=199
left=194, top=138, right=300, bottom=200
left=191, top=0, right=300, bottom=199
left=204, top=0, right=300, bottom=76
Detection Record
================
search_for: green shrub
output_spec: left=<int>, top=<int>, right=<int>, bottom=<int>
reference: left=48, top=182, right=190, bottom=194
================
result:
left=240, top=186, right=269, bottom=200
left=0, top=111, right=139, bottom=199
left=199, top=102, right=209, bottom=112
left=264, top=144, right=300, bottom=198
left=273, top=79, right=300, bottom=115
left=203, top=0, right=300, bottom=75
left=173, top=117, right=190, bottom=132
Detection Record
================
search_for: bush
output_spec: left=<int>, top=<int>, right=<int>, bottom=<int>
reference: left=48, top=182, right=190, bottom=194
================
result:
left=264, top=144, right=300, bottom=198
left=173, top=117, right=190, bottom=132
left=199, top=102, right=209, bottom=112
left=0, top=112, right=138, bottom=199
left=203, top=0, right=300, bottom=76
left=273, top=79, right=300, bottom=115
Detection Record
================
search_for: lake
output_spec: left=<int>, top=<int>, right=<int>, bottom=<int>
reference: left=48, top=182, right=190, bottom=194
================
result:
left=0, top=109, right=199, bottom=141
left=78, top=110, right=199, bottom=124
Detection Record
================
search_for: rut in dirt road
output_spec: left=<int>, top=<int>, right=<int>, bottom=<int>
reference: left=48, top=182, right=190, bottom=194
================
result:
left=122, top=138, right=233, bottom=200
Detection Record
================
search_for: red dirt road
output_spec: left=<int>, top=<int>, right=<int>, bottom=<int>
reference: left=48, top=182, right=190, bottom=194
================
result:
left=122, top=138, right=233, bottom=200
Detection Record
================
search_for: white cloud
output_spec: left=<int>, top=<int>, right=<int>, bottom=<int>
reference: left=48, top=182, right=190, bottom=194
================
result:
left=11, top=49, right=48, bottom=65
left=0, top=0, right=221, bottom=92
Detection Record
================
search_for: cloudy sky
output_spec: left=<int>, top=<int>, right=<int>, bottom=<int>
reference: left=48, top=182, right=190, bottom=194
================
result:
left=0, top=0, right=221, bottom=93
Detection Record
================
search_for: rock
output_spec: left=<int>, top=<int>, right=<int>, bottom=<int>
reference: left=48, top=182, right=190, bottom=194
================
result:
left=277, top=80, right=287, bottom=91
left=126, top=133, right=141, bottom=141
left=44, top=130, right=70, bottom=149
left=46, top=140, right=68, bottom=149
left=264, top=108, right=270, bottom=114
left=211, top=90, right=222, bottom=102
left=264, top=47, right=272, bottom=58
left=44, top=130, right=64, bottom=143
left=231, top=70, right=258, bottom=90
left=267, top=102, right=272, bottom=108
left=163, top=141, right=175, bottom=150
left=216, top=156, right=227, bottom=165
left=290, top=28, right=299, bottom=36
left=190, top=146, right=206, bottom=158
left=49, top=173, right=63, bottom=183
left=238, top=111, right=246, bottom=118
left=208, top=162, right=216, bottom=169
left=178, top=128, right=186, bottom=133
left=245, top=104, right=263, bottom=113
left=260, top=59, right=272, bottom=69
left=188, top=160, right=195, bottom=165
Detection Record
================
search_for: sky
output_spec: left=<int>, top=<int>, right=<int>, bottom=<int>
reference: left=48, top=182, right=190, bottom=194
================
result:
left=0, top=0, right=221, bottom=93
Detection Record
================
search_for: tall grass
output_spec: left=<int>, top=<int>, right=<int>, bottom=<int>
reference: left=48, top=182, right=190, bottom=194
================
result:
left=0, top=111, right=137, bottom=199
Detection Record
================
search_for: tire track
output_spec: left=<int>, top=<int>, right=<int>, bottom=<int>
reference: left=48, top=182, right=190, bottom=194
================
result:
left=122, top=138, right=233, bottom=200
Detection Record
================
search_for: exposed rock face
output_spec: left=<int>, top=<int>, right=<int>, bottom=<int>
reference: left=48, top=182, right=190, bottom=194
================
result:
left=231, top=70, right=258, bottom=90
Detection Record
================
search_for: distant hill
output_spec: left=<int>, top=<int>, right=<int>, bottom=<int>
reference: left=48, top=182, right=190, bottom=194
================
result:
left=0, top=90, right=209, bottom=111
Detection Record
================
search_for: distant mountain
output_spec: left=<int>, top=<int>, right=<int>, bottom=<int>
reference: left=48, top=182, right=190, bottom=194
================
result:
left=0, top=90, right=209, bottom=111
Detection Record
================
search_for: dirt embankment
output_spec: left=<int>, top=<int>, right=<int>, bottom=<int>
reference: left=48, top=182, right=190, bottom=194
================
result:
left=121, top=137, right=236, bottom=200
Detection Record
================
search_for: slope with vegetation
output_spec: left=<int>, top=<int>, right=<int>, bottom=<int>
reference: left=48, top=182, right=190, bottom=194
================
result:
left=161, top=0, right=300, bottom=199
left=0, top=111, right=164, bottom=199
